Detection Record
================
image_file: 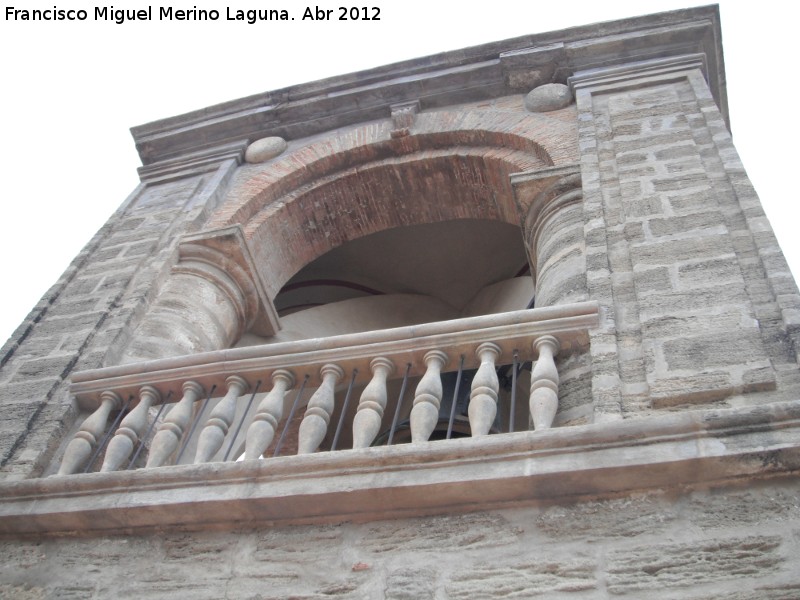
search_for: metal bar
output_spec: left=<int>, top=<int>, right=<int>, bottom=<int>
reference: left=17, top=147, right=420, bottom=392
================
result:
left=387, top=363, right=411, bottom=446
left=273, top=374, right=309, bottom=458
left=331, top=369, right=357, bottom=451
left=509, top=350, right=518, bottom=433
left=446, top=355, right=464, bottom=440
left=223, top=380, right=261, bottom=462
left=128, top=391, right=172, bottom=470
left=175, top=384, right=217, bottom=464
left=84, top=395, right=133, bottom=473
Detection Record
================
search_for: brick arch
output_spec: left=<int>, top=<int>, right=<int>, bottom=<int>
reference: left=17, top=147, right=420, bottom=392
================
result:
left=211, top=111, right=576, bottom=296
left=251, top=149, right=550, bottom=296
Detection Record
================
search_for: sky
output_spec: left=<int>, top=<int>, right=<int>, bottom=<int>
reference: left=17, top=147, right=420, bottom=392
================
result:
left=0, top=0, right=796, bottom=346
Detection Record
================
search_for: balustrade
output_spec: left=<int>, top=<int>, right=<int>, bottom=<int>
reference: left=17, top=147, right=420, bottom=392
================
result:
left=100, top=386, right=160, bottom=472
left=195, top=376, right=249, bottom=463
left=352, top=358, right=394, bottom=449
left=58, top=391, right=121, bottom=475
left=244, top=370, right=294, bottom=459
left=58, top=302, right=599, bottom=475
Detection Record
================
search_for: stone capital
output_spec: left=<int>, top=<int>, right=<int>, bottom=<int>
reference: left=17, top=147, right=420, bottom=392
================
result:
left=177, top=225, right=280, bottom=338
left=568, top=53, right=708, bottom=97
left=136, top=141, right=247, bottom=183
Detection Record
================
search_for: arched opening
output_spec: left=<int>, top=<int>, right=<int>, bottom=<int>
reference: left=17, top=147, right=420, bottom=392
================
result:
left=234, top=217, right=535, bottom=452
left=237, top=218, right=534, bottom=346
left=108, top=120, right=585, bottom=464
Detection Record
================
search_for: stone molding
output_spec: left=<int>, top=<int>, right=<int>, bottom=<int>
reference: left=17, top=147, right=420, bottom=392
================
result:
left=511, top=164, right=581, bottom=215
left=131, top=7, right=725, bottom=170
left=136, top=140, right=247, bottom=183
left=1, top=399, right=798, bottom=538
left=177, top=225, right=280, bottom=338
left=568, top=53, right=708, bottom=96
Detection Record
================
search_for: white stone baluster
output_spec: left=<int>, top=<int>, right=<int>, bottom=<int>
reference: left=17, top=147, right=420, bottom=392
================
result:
left=410, top=350, right=448, bottom=443
left=468, top=342, right=501, bottom=436
left=101, top=386, right=160, bottom=472
left=352, top=357, right=394, bottom=449
left=58, top=391, right=122, bottom=475
left=146, top=380, right=204, bottom=467
left=297, top=364, right=344, bottom=454
left=194, top=376, right=249, bottom=463
left=529, top=335, right=560, bottom=430
left=243, top=370, right=295, bottom=460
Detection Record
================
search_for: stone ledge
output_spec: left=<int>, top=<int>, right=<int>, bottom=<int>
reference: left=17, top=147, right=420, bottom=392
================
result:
left=1, top=399, right=799, bottom=538
left=70, top=301, right=600, bottom=408
left=131, top=7, right=725, bottom=169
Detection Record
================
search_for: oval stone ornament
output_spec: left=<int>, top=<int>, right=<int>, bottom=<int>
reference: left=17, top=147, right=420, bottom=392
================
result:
left=245, top=136, right=288, bottom=163
left=524, top=83, right=573, bottom=113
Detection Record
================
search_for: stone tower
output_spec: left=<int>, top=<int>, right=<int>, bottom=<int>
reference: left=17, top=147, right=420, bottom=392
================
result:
left=1, top=6, right=799, bottom=598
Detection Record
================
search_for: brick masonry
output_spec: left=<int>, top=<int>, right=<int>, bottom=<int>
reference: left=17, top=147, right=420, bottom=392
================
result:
left=216, top=97, right=578, bottom=298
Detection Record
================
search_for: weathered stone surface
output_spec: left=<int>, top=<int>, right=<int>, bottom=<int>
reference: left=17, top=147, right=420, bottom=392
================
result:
left=663, top=329, right=766, bottom=370
left=633, top=266, right=672, bottom=294
left=536, top=493, right=675, bottom=540
left=649, top=371, right=734, bottom=406
left=446, top=558, right=596, bottom=598
left=253, top=524, right=344, bottom=562
left=677, top=255, right=743, bottom=286
left=364, top=513, right=520, bottom=554
left=606, top=536, right=783, bottom=593
left=0, top=585, right=46, bottom=599
left=687, top=487, right=800, bottom=530
left=690, top=584, right=800, bottom=600
left=386, top=567, right=436, bottom=600
left=524, top=83, right=572, bottom=112
left=244, top=136, right=287, bottom=163
left=556, top=350, right=593, bottom=412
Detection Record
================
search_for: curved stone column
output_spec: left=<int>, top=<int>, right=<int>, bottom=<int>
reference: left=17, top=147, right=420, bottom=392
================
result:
left=523, top=172, right=588, bottom=307
left=514, top=168, right=592, bottom=425
left=120, top=226, right=279, bottom=363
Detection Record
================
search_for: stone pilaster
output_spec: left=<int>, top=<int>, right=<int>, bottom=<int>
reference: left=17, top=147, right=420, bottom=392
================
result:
left=570, top=54, right=783, bottom=414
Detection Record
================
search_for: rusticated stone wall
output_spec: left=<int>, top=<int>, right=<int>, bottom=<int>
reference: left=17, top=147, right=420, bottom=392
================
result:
left=573, top=56, right=800, bottom=420
left=1, top=479, right=798, bottom=599
left=0, top=163, right=237, bottom=481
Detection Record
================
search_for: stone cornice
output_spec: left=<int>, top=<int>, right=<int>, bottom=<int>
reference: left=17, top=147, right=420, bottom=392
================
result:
left=568, top=53, right=709, bottom=95
left=136, top=140, right=247, bottom=183
left=130, top=6, right=725, bottom=171
left=1, top=399, right=798, bottom=538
